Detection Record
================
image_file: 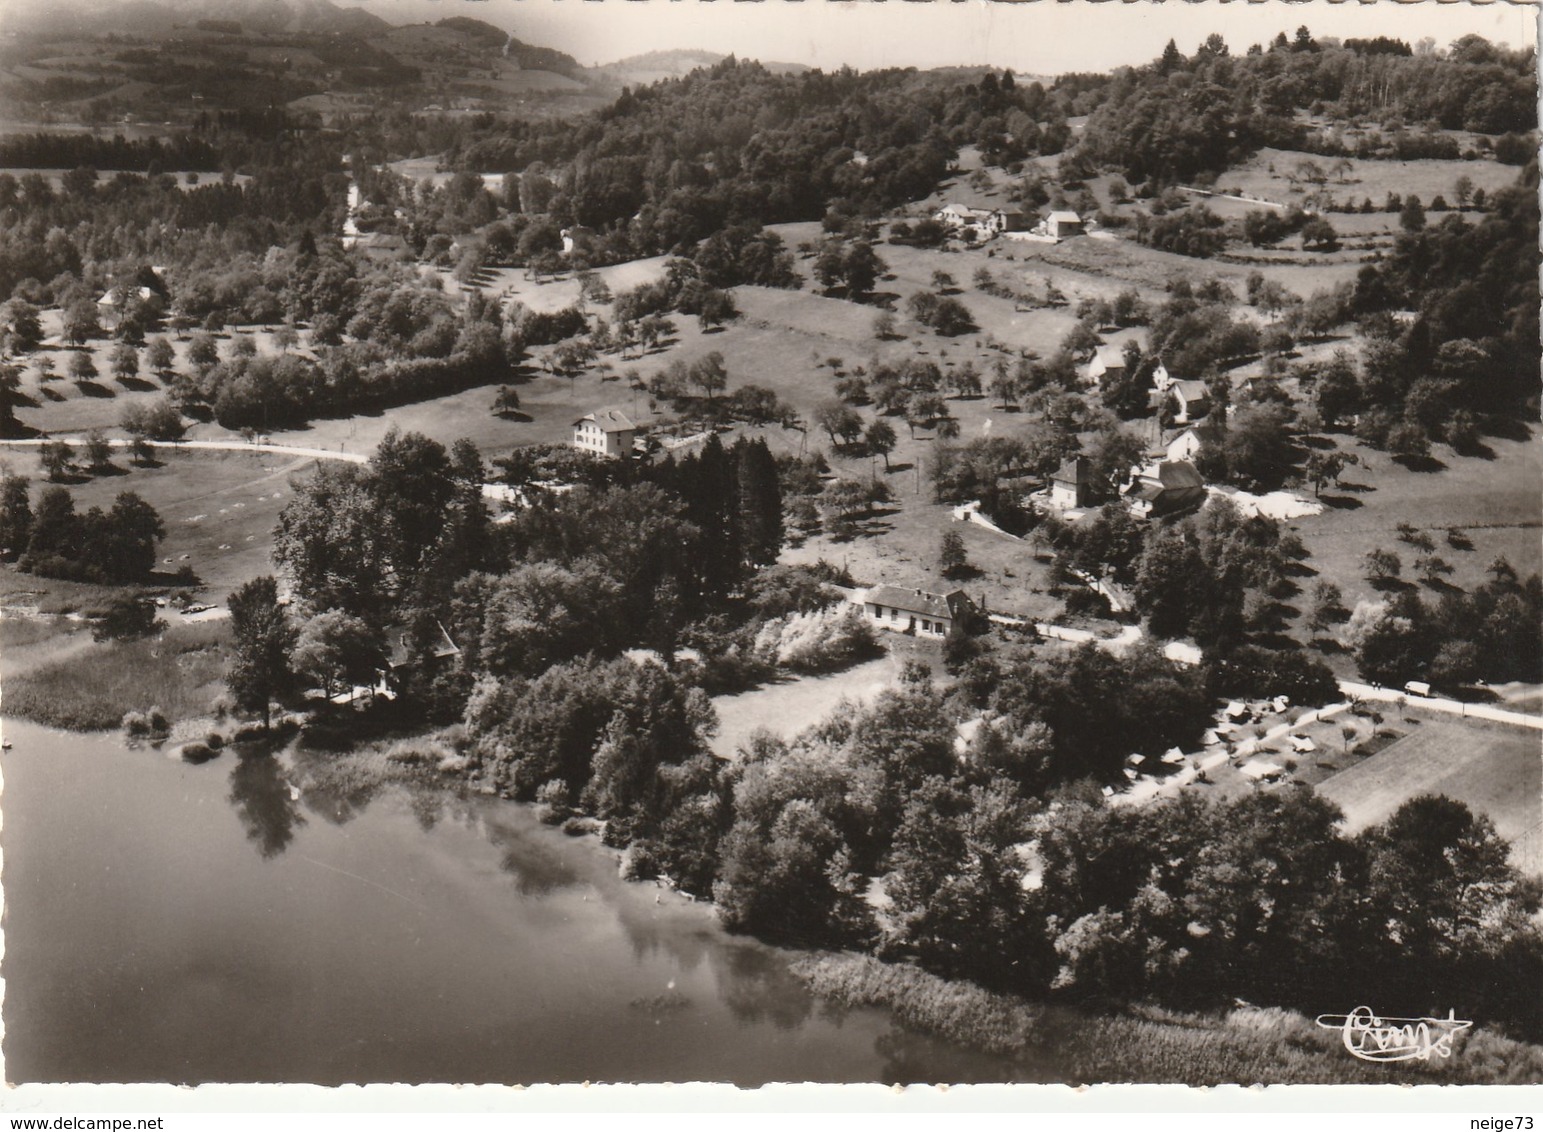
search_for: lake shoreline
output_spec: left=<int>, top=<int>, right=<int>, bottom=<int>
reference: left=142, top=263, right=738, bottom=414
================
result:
left=5, top=716, right=1540, bottom=1087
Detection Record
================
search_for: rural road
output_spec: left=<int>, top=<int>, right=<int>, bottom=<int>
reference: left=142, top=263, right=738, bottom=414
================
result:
left=1337, top=680, right=1543, bottom=731
left=0, top=436, right=519, bottom=503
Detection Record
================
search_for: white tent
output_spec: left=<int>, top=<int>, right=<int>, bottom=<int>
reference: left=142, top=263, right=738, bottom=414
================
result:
left=1239, top=760, right=1285, bottom=781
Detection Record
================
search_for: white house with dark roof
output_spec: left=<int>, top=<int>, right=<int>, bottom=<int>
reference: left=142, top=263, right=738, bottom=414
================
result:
left=1048, top=455, right=1099, bottom=511
left=572, top=408, right=636, bottom=459
left=861, top=585, right=976, bottom=640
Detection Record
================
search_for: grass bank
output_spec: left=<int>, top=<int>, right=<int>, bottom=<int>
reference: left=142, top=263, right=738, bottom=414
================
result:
left=791, top=952, right=1543, bottom=1085
left=288, top=725, right=467, bottom=797
left=3, top=621, right=229, bottom=730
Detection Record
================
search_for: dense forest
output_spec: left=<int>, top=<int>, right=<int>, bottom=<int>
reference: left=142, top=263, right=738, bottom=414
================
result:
left=403, top=59, right=1085, bottom=254
left=1078, top=30, right=1536, bottom=183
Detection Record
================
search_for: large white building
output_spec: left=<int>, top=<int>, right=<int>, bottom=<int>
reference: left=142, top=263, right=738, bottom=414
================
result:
left=861, top=585, right=976, bottom=640
left=572, top=409, right=636, bottom=459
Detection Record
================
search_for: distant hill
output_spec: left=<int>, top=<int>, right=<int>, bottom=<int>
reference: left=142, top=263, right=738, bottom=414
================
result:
left=505, top=38, right=586, bottom=81
left=591, top=49, right=810, bottom=88
left=434, top=16, right=509, bottom=49
left=5, top=0, right=392, bottom=37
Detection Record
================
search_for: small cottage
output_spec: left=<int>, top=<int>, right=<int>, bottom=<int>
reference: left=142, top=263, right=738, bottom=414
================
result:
left=933, top=203, right=978, bottom=229
left=1169, top=380, right=1212, bottom=424
left=383, top=620, right=461, bottom=692
left=1048, top=455, right=1099, bottom=511
left=862, top=585, right=976, bottom=640
left=988, top=208, right=1028, bottom=233
left=1045, top=210, right=1083, bottom=239
left=1088, top=345, right=1128, bottom=387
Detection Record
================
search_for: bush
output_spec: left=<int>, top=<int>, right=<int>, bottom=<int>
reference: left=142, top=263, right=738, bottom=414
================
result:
left=536, top=778, right=572, bottom=825
left=177, top=741, right=214, bottom=762
left=752, top=605, right=880, bottom=673
left=122, top=707, right=170, bottom=738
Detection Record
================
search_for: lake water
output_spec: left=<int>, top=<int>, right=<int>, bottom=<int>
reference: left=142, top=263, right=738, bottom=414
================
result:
left=0, top=718, right=1032, bottom=1086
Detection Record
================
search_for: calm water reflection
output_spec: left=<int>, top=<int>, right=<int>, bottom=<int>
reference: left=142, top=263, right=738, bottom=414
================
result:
left=229, top=750, right=306, bottom=859
left=0, top=718, right=1041, bottom=1086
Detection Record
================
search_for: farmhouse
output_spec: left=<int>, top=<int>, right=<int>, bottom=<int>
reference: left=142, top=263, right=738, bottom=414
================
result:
left=990, top=208, right=1028, bottom=233
left=572, top=408, right=636, bottom=458
left=931, top=203, right=1026, bottom=239
left=1048, top=455, right=1100, bottom=511
left=933, top=203, right=977, bottom=228
left=1045, top=210, right=1084, bottom=239
left=1168, top=380, right=1212, bottom=424
left=862, top=585, right=977, bottom=639
left=1088, top=345, right=1128, bottom=387
left=1125, top=460, right=1206, bottom=519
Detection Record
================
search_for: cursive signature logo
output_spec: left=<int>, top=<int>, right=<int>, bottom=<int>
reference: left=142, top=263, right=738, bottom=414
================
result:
left=1315, top=1006, right=1472, bottom=1062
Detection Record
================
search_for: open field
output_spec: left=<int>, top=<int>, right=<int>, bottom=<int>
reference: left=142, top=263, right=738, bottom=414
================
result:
left=0, top=609, right=94, bottom=682
left=0, top=446, right=315, bottom=608
left=1292, top=428, right=1543, bottom=653
left=387, top=159, right=507, bottom=194
left=1219, top=147, right=1521, bottom=212
left=709, top=653, right=900, bottom=759
left=1316, top=717, right=1542, bottom=875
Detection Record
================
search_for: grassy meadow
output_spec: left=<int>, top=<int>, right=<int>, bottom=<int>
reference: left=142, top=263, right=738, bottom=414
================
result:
left=0, top=445, right=315, bottom=607
left=2, top=619, right=229, bottom=731
left=1317, top=716, right=1543, bottom=873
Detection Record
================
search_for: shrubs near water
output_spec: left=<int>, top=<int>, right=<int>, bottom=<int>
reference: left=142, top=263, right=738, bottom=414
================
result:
left=121, top=706, right=170, bottom=739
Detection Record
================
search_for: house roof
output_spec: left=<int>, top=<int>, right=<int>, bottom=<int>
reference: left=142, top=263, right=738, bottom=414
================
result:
left=864, top=585, right=967, bottom=620
left=1171, top=379, right=1210, bottom=402
left=574, top=408, right=635, bottom=432
left=386, top=620, right=460, bottom=668
left=360, top=230, right=407, bottom=250
left=1154, top=460, right=1203, bottom=489
left=1093, top=345, right=1127, bottom=369
left=1128, top=460, right=1204, bottom=504
left=97, top=285, right=156, bottom=307
left=1047, top=210, right=1082, bottom=223
left=1052, top=455, right=1092, bottom=486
